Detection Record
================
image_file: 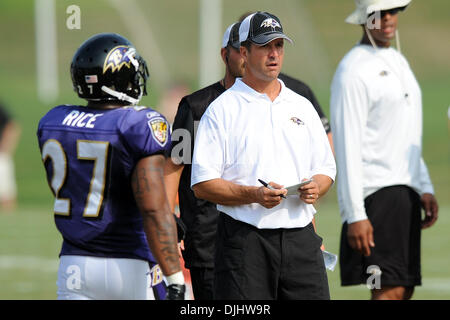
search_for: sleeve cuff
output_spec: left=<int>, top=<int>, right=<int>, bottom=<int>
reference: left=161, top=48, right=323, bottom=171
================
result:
left=420, top=184, right=435, bottom=196
left=190, top=167, right=221, bottom=188
left=343, top=211, right=368, bottom=224
left=311, top=169, right=336, bottom=183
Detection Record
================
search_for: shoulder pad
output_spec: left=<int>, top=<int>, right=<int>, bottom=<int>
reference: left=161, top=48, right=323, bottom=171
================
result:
left=122, top=105, right=150, bottom=112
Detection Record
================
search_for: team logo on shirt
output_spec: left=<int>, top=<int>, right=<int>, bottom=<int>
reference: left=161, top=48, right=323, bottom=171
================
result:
left=290, top=117, right=304, bottom=126
left=379, top=70, right=389, bottom=76
left=148, top=117, right=168, bottom=147
left=147, top=264, right=164, bottom=287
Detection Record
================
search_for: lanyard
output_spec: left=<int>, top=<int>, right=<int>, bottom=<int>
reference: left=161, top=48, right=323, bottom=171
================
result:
left=363, top=27, right=412, bottom=105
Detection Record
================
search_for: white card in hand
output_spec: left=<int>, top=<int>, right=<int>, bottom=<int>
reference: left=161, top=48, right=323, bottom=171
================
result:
left=285, top=179, right=313, bottom=196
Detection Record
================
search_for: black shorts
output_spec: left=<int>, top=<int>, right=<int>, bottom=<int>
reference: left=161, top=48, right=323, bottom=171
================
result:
left=339, top=185, right=422, bottom=287
left=214, top=213, right=329, bottom=300
left=189, top=267, right=214, bottom=300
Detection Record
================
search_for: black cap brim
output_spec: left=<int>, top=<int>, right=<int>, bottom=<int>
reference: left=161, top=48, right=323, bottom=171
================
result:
left=250, top=32, right=293, bottom=46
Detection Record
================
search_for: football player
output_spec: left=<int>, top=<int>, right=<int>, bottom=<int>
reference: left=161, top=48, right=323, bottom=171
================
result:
left=37, top=33, right=185, bottom=300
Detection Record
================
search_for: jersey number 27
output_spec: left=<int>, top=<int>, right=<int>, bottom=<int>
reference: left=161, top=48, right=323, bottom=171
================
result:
left=41, top=139, right=109, bottom=217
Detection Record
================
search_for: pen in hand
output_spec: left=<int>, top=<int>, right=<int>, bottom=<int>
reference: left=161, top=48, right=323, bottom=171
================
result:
left=258, top=179, right=286, bottom=199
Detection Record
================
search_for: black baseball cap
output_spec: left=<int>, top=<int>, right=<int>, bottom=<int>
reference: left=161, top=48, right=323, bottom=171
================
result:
left=239, top=11, right=293, bottom=46
left=221, top=22, right=241, bottom=49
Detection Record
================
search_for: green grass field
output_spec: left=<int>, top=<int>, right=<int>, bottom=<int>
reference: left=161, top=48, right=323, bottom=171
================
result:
left=1, top=201, right=449, bottom=300
left=0, top=0, right=449, bottom=299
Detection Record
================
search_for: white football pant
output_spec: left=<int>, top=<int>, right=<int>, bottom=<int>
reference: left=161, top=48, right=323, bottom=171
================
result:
left=57, top=255, right=162, bottom=300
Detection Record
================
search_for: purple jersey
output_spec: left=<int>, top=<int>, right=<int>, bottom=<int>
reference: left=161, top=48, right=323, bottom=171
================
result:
left=37, top=104, right=171, bottom=263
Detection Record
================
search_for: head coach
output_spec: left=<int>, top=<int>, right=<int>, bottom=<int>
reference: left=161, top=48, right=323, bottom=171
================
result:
left=191, top=11, right=336, bottom=300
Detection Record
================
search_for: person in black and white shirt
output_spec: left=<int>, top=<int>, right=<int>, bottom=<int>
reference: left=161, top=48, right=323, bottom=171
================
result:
left=191, top=11, right=335, bottom=300
left=164, top=22, right=244, bottom=300
left=330, top=0, right=439, bottom=300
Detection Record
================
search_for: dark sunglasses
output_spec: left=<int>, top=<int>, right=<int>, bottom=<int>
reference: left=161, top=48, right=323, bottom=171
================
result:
left=369, top=6, right=405, bottom=19
left=380, top=7, right=403, bottom=17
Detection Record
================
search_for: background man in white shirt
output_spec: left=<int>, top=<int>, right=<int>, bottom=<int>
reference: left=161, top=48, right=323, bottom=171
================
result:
left=191, top=11, right=335, bottom=300
left=330, top=0, right=439, bottom=300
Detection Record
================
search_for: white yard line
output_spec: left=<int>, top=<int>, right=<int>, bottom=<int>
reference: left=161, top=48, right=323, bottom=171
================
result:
left=418, top=279, right=450, bottom=292
left=2, top=255, right=449, bottom=297
left=339, top=279, right=450, bottom=292
left=0, top=255, right=58, bottom=271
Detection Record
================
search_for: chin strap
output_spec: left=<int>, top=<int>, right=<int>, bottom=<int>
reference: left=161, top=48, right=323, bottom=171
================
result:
left=395, top=29, right=401, bottom=54
left=365, top=25, right=402, bottom=54
left=101, top=86, right=141, bottom=105
left=365, top=25, right=378, bottom=50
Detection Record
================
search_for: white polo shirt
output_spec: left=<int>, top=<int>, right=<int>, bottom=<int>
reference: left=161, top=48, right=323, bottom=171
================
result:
left=330, top=44, right=434, bottom=224
left=191, top=78, right=336, bottom=229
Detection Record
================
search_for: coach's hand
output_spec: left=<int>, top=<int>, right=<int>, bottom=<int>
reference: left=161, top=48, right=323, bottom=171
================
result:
left=299, top=179, right=319, bottom=204
left=421, top=193, right=438, bottom=229
left=173, top=213, right=186, bottom=243
left=256, top=182, right=287, bottom=209
left=347, top=219, right=375, bottom=257
left=166, top=284, right=186, bottom=300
